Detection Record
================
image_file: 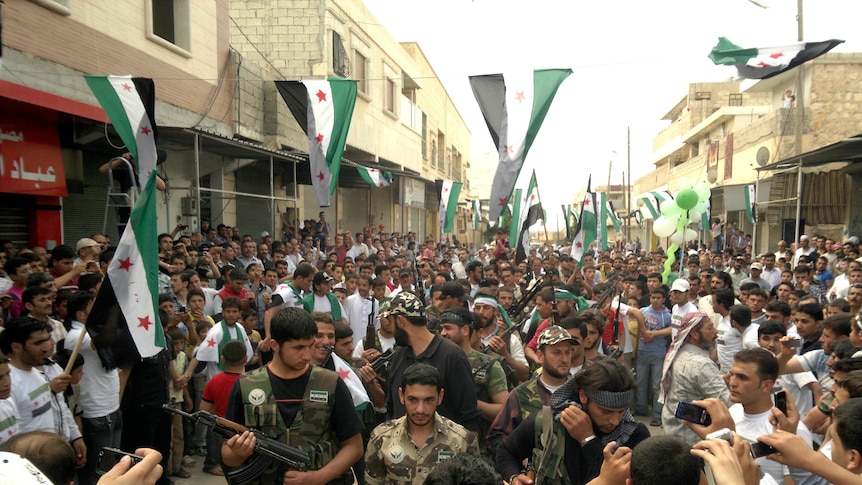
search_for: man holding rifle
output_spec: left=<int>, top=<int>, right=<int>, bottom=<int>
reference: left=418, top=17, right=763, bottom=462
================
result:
left=222, top=307, right=364, bottom=485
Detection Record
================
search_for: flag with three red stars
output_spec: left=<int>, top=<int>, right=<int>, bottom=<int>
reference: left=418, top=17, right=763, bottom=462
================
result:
left=469, top=68, right=572, bottom=222
left=85, top=75, right=158, bottom=189
left=88, top=171, right=164, bottom=369
left=571, top=175, right=596, bottom=267
left=708, top=37, right=843, bottom=80
left=332, top=354, right=370, bottom=410
left=275, top=79, right=357, bottom=207
left=436, top=179, right=462, bottom=235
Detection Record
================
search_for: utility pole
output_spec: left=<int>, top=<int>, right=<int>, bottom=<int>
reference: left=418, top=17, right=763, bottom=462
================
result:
left=793, top=0, right=805, bottom=251
left=627, top=126, right=632, bottom=241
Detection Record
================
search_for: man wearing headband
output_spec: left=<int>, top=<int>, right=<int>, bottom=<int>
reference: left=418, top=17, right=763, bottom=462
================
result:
left=473, top=288, right=529, bottom=385
left=438, top=307, right=508, bottom=461
left=497, top=358, right=649, bottom=485
left=659, top=312, right=730, bottom=445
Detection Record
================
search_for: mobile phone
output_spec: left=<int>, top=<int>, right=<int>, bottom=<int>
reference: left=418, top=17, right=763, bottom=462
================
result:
left=675, top=401, right=712, bottom=426
left=785, top=337, right=801, bottom=348
left=774, top=390, right=788, bottom=415
left=97, top=447, right=143, bottom=475
left=706, top=427, right=733, bottom=445
left=750, top=441, right=778, bottom=458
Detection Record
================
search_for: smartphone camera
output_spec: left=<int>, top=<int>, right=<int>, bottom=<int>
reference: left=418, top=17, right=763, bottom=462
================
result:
left=750, top=441, right=778, bottom=458
left=675, top=401, right=712, bottom=426
left=774, top=390, right=788, bottom=415
left=785, top=337, right=801, bottom=348
left=97, top=447, right=143, bottom=475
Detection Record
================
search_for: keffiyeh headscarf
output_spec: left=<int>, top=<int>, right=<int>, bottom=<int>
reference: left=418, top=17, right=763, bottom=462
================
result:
left=658, top=311, right=709, bottom=404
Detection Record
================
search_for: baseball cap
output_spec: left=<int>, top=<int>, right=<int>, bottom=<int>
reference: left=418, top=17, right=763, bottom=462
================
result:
left=670, top=279, right=690, bottom=292
left=750, top=262, right=763, bottom=271
left=377, top=299, right=392, bottom=319
left=441, top=281, right=467, bottom=301
left=387, top=292, right=424, bottom=318
left=261, top=231, right=271, bottom=238
left=398, top=268, right=412, bottom=278
left=313, top=272, right=333, bottom=286
left=76, top=238, right=99, bottom=251
left=538, top=325, right=578, bottom=348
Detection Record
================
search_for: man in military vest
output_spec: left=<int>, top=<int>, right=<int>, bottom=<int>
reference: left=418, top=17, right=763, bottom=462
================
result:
left=365, top=363, right=480, bottom=484
left=438, top=306, right=508, bottom=461
left=221, top=307, right=364, bottom=484
left=496, top=359, right=650, bottom=485
left=486, top=325, right=574, bottom=455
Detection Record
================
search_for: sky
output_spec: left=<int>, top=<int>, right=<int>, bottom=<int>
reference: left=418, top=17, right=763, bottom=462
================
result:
left=362, top=0, right=862, bottom=231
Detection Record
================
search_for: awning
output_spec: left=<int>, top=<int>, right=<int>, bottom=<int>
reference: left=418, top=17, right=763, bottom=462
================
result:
left=756, top=134, right=862, bottom=171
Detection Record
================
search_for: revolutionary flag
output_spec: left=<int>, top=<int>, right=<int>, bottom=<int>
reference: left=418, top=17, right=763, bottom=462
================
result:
left=437, top=180, right=462, bottom=234
left=571, top=176, right=596, bottom=266
left=701, top=197, right=712, bottom=230
left=515, top=171, right=543, bottom=264
left=607, top=200, right=623, bottom=232
left=639, top=196, right=659, bottom=219
left=509, top=189, right=523, bottom=246
left=562, top=204, right=572, bottom=240
left=745, top=184, right=757, bottom=223
left=469, top=69, right=572, bottom=221
left=85, top=75, right=158, bottom=188
left=708, top=37, right=844, bottom=80
left=275, top=79, right=357, bottom=207
left=633, top=209, right=643, bottom=228
left=333, top=354, right=371, bottom=410
left=471, top=199, right=481, bottom=229
left=357, top=166, right=392, bottom=188
left=87, top=171, right=165, bottom=369
left=597, top=192, right=607, bottom=251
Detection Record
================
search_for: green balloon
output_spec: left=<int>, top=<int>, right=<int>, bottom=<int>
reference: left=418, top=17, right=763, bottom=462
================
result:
left=676, top=188, right=699, bottom=210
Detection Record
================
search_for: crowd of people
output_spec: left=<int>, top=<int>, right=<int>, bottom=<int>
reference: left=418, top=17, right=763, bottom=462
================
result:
left=0, top=214, right=861, bottom=485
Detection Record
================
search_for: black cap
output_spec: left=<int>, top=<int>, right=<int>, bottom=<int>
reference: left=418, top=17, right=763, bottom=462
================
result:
left=313, top=272, right=333, bottom=286
left=398, top=268, right=412, bottom=278
left=441, top=281, right=467, bottom=301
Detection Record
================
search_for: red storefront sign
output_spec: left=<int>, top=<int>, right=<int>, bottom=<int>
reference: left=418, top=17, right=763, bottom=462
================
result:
left=0, top=116, right=67, bottom=197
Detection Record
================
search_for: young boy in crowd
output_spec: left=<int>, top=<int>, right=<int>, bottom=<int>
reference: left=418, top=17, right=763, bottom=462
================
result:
left=241, top=308, right=261, bottom=371
left=200, top=340, right=247, bottom=476
left=166, top=326, right=192, bottom=479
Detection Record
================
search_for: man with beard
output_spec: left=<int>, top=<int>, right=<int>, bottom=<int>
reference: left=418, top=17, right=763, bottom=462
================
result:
left=365, top=363, right=480, bottom=484
left=384, top=292, right=481, bottom=432
left=659, top=312, right=730, bottom=445
left=486, top=326, right=575, bottom=455
left=497, top=358, right=649, bottom=485
left=439, top=307, right=508, bottom=460
left=473, top=289, right=529, bottom=385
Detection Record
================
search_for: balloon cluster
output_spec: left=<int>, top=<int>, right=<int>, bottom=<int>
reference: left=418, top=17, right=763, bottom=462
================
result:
left=652, top=177, right=711, bottom=283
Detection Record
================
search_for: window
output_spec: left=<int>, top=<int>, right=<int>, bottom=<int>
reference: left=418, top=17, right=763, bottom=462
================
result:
left=437, top=133, right=445, bottom=171
left=146, top=0, right=191, bottom=57
left=354, top=51, right=367, bottom=94
left=728, top=94, right=742, bottom=106
left=430, top=137, right=437, bottom=168
left=385, top=78, right=396, bottom=113
left=332, top=31, right=351, bottom=78
left=421, top=114, right=428, bottom=160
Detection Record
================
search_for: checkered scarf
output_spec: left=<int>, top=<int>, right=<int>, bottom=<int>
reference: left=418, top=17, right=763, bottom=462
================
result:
left=549, top=378, right=638, bottom=447
left=658, top=311, right=709, bottom=404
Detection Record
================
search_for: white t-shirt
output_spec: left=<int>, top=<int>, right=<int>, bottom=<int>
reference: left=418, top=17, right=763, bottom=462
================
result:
left=65, top=322, right=120, bottom=419
left=741, top=323, right=760, bottom=350
left=774, top=371, right=818, bottom=419
left=717, top=314, right=742, bottom=373
left=730, top=404, right=814, bottom=484
left=344, top=293, right=376, bottom=346
left=9, top=365, right=78, bottom=440
left=353, top=331, right=397, bottom=358
left=272, top=282, right=303, bottom=308
left=0, top=398, right=19, bottom=446
left=671, top=301, right=698, bottom=340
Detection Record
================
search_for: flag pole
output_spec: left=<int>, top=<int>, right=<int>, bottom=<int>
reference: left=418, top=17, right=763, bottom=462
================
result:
left=65, top=323, right=88, bottom=375
left=533, top=173, right=551, bottom=244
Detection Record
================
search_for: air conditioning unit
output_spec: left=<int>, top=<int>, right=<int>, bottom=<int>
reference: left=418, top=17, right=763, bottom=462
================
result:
left=181, top=197, right=198, bottom=216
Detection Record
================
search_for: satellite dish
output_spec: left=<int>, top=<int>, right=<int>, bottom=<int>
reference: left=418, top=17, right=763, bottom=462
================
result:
left=756, top=146, right=770, bottom=166
left=707, top=168, right=718, bottom=183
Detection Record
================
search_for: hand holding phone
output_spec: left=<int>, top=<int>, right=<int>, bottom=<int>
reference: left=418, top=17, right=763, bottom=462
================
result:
left=774, top=390, right=788, bottom=416
left=676, top=401, right=712, bottom=426
left=97, top=448, right=143, bottom=475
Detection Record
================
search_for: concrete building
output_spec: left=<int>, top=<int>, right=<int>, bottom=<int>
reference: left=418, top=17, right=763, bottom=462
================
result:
left=634, top=53, right=862, bottom=254
left=0, top=0, right=474, bottom=248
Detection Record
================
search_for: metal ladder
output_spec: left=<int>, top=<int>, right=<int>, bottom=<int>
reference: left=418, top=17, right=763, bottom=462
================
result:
left=103, top=157, right=138, bottom=236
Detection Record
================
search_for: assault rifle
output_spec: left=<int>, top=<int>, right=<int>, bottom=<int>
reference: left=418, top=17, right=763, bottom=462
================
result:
left=163, top=405, right=310, bottom=485
left=364, top=296, right=376, bottom=354
left=370, top=348, right=395, bottom=374
left=507, top=278, right=544, bottom=330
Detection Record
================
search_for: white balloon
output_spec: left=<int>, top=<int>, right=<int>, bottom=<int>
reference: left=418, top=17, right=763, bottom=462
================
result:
left=690, top=208, right=703, bottom=223
left=670, top=230, right=685, bottom=245
left=653, top=216, right=677, bottom=238
left=695, top=182, right=712, bottom=201
left=678, top=177, right=693, bottom=190
left=684, top=228, right=699, bottom=242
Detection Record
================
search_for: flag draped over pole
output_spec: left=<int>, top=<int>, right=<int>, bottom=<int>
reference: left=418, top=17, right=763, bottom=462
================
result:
left=437, top=180, right=462, bottom=235
left=469, top=69, right=572, bottom=222
left=332, top=354, right=371, bottom=410
left=515, top=171, right=543, bottom=264
left=471, top=200, right=481, bottom=229
left=562, top=204, right=572, bottom=240
left=509, top=189, right=523, bottom=246
left=708, top=37, right=844, bottom=80
left=87, top=171, right=165, bottom=369
left=571, top=176, right=596, bottom=266
left=745, top=184, right=757, bottom=223
left=356, top=166, right=392, bottom=188
left=275, top=79, right=357, bottom=207
left=633, top=209, right=643, bottom=228
left=85, top=75, right=158, bottom=188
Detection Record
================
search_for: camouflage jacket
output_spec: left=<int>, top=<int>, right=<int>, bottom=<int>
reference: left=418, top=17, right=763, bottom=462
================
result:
left=365, top=413, right=480, bottom=485
left=485, top=376, right=552, bottom=454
